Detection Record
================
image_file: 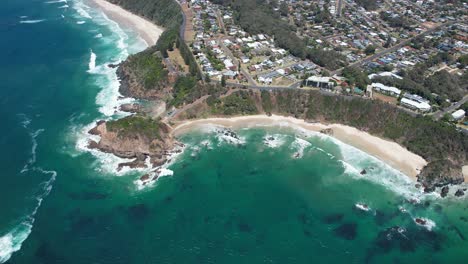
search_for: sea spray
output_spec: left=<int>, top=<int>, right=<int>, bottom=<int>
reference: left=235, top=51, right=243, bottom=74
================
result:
left=88, top=50, right=96, bottom=72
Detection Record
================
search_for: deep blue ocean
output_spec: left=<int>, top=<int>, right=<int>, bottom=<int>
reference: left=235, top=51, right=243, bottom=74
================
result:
left=1, top=0, right=468, bottom=263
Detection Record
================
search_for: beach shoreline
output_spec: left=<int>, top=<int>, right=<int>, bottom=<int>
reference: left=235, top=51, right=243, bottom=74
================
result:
left=88, top=0, right=163, bottom=46
left=172, top=115, right=428, bottom=180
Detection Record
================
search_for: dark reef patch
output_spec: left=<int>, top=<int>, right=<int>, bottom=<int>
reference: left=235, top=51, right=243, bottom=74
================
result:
left=334, top=222, right=357, bottom=240
left=35, top=242, right=64, bottom=263
left=366, top=225, right=445, bottom=261
left=69, top=191, right=108, bottom=200
left=323, top=213, right=344, bottom=224
left=238, top=221, right=253, bottom=233
left=127, top=203, right=150, bottom=220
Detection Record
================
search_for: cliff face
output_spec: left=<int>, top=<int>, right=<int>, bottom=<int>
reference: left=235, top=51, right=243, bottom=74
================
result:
left=88, top=117, right=178, bottom=170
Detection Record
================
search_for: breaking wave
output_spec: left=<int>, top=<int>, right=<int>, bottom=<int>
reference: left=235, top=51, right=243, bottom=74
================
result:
left=45, top=0, right=67, bottom=3
left=0, top=117, right=58, bottom=263
left=0, top=168, right=56, bottom=263
left=88, top=50, right=96, bottom=72
left=19, top=19, right=45, bottom=24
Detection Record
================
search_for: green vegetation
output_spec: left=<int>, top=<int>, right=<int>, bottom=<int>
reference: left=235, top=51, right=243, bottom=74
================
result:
left=209, top=90, right=258, bottom=115
left=170, top=76, right=197, bottom=106
left=341, top=67, right=370, bottom=90
left=355, top=0, right=378, bottom=11
left=108, top=0, right=181, bottom=27
left=380, top=12, right=412, bottom=29
left=125, top=47, right=168, bottom=90
left=372, top=52, right=466, bottom=103
left=364, top=45, right=376, bottom=55
left=107, top=115, right=161, bottom=139
left=461, top=102, right=468, bottom=113
left=458, top=54, right=468, bottom=69
left=261, top=90, right=273, bottom=114
left=112, top=0, right=201, bottom=80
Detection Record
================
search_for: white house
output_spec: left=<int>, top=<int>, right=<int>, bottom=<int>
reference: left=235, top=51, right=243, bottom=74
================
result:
left=452, top=109, right=466, bottom=120
left=400, top=98, right=431, bottom=112
left=305, top=76, right=334, bottom=89
left=371, top=83, right=401, bottom=97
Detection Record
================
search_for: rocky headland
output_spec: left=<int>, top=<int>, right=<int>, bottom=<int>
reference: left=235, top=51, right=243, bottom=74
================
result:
left=88, top=116, right=182, bottom=173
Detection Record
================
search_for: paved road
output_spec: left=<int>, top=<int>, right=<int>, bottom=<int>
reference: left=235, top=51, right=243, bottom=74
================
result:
left=432, top=94, right=468, bottom=120
left=332, top=21, right=453, bottom=75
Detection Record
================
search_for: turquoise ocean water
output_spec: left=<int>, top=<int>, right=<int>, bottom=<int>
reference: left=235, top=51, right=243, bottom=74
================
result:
left=1, top=0, right=467, bottom=263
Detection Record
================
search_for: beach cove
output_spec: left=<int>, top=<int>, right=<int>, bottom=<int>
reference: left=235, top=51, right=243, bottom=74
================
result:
left=172, top=114, right=428, bottom=180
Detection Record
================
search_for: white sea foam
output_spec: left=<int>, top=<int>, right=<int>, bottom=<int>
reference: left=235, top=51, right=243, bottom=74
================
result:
left=0, top=223, right=31, bottom=263
left=58, top=4, right=69, bottom=9
left=69, top=0, right=149, bottom=179
left=158, top=168, right=174, bottom=178
left=88, top=50, right=96, bottom=72
left=263, top=134, right=286, bottom=148
left=134, top=145, right=185, bottom=190
left=21, top=129, right=45, bottom=173
left=72, top=0, right=92, bottom=19
left=19, top=16, right=28, bottom=19
left=0, top=118, right=57, bottom=263
left=74, top=121, right=143, bottom=176
left=290, top=137, right=311, bottom=158
left=77, top=21, right=86, bottom=24
left=413, top=217, right=436, bottom=231
left=93, top=63, right=136, bottom=116
left=19, top=19, right=45, bottom=24
left=98, top=11, right=129, bottom=53
left=355, top=203, right=370, bottom=212
left=45, top=0, right=67, bottom=3
left=0, top=168, right=58, bottom=263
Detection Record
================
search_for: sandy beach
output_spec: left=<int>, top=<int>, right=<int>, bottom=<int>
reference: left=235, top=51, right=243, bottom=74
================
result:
left=173, top=115, right=428, bottom=180
left=89, top=0, right=163, bottom=46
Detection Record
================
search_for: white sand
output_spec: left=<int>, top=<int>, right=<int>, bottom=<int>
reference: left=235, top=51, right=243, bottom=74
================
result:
left=173, top=115, right=428, bottom=180
left=89, top=0, right=163, bottom=46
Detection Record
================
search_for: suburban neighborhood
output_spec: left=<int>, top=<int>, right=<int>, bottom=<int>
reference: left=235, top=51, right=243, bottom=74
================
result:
left=163, top=0, right=468, bottom=131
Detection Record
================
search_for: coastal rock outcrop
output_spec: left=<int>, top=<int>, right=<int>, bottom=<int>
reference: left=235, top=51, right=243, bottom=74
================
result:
left=440, top=186, right=449, bottom=198
left=320, top=128, right=334, bottom=136
left=119, top=103, right=142, bottom=113
left=87, top=116, right=177, bottom=170
left=418, top=160, right=464, bottom=192
left=455, top=189, right=465, bottom=197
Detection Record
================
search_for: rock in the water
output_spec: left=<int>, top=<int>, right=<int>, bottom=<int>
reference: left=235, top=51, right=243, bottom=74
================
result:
left=120, top=103, right=142, bottom=113
left=334, top=223, right=357, bottom=240
left=140, top=174, right=150, bottom=181
left=455, top=189, right=465, bottom=197
left=440, top=186, right=449, bottom=198
left=360, top=169, right=367, bottom=175
left=88, top=120, right=105, bottom=135
left=87, top=140, right=99, bottom=149
left=320, top=128, right=333, bottom=136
